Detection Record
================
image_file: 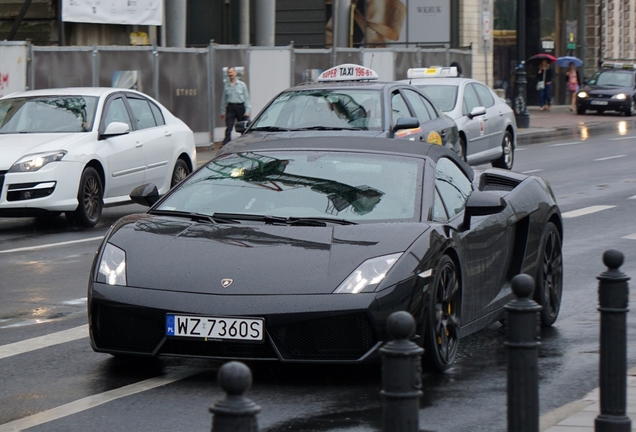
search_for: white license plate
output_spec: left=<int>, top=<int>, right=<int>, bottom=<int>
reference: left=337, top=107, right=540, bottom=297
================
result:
left=591, top=100, right=608, bottom=105
left=166, top=314, right=264, bottom=341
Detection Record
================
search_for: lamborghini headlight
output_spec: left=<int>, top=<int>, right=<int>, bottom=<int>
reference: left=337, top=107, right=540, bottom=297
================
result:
left=97, top=243, right=127, bottom=286
left=612, top=93, right=627, bottom=100
left=8, top=151, right=67, bottom=173
left=334, top=253, right=402, bottom=294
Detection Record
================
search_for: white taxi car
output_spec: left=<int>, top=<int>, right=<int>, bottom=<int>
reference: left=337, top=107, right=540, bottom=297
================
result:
left=0, top=88, right=196, bottom=227
left=400, top=67, right=517, bottom=169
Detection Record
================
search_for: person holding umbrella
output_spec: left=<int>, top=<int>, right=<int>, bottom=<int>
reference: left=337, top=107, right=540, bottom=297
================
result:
left=536, top=58, right=553, bottom=110
left=556, top=56, right=583, bottom=112
left=565, top=62, right=581, bottom=111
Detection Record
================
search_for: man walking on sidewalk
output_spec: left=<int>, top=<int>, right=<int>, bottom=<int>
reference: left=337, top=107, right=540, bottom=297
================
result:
left=220, top=66, right=251, bottom=146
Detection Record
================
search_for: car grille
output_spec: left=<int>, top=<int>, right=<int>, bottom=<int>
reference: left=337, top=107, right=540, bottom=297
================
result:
left=92, top=303, right=165, bottom=353
left=92, top=302, right=377, bottom=361
left=269, top=313, right=377, bottom=360
left=159, top=339, right=279, bottom=359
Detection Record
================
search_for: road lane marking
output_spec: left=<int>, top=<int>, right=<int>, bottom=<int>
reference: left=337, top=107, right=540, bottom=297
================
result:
left=623, top=233, right=636, bottom=240
left=549, top=141, right=583, bottom=147
left=522, top=169, right=543, bottom=174
left=0, top=371, right=204, bottom=432
left=562, top=205, right=615, bottom=219
left=609, top=136, right=636, bottom=141
left=594, top=155, right=626, bottom=161
left=0, top=325, right=88, bottom=360
left=0, top=237, right=103, bottom=254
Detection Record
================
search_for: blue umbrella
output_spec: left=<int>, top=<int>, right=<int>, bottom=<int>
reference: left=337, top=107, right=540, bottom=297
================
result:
left=556, top=56, right=583, bottom=68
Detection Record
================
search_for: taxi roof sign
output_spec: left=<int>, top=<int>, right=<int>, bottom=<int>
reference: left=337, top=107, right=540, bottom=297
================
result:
left=602, top=62, right=636, bottom=70
left=407, top=67, right=458, bottom=79
left=318, top=64, right=379, bottom=82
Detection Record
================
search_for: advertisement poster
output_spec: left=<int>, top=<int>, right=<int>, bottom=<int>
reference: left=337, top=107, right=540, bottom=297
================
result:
left=62, top=0, right=163, bottom=26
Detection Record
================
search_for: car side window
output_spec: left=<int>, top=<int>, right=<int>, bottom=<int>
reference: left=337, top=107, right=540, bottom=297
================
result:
left=104, top=97, right=132, bottom=131
left=473, top=83, right=495, bottom=108
left=391, top=91, right=411, bottom=124
left=432, top=187, right=449, bottom=222
left=434, top=157, right=472, bottom=219
left=462, top=84, right=481, bottom=116
left=403, top=89, right=432, bottom=123
left=127, top=97, right=157, bottom=130
left=148, top=101, right=165, bottom=126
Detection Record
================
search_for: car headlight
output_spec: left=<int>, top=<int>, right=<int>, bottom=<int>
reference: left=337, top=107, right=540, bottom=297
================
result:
left=612, top=93, right=627, bottom=100
left=8, top=151, right=67, bottom=173
left=334, top=253, right=402, bottom=294
left=577, top=91, right=588, bottom=98
left=97, top=243, right=127, bottom=286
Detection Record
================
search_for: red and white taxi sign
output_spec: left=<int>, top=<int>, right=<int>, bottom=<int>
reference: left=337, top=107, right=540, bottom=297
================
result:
left=318, top=64, right=379, bottom=82
left=407, top=67, right=458, bottom=79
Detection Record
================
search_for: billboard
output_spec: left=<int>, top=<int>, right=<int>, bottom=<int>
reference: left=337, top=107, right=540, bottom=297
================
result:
left=62, top=0, right=163, bottom=26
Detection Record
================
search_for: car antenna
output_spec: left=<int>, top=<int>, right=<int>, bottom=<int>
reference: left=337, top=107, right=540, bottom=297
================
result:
left=369, top=53, right=374, bottom=71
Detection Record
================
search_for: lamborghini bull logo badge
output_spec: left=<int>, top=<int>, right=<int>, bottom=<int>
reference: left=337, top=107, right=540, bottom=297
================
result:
left=221, top=278, right=234, bottom=288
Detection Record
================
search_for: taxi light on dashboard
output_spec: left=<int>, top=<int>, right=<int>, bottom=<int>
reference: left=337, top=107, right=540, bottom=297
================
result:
left=318, top=64, right=379, bottom=82
left=407, top=67, right=458, bottom=79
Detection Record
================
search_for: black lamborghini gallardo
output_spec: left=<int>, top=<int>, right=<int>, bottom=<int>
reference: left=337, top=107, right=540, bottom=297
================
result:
left=88, top=136, right=562, bottom=371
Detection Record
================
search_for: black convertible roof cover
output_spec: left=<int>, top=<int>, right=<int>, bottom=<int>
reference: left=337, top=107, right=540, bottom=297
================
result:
left=218, top=136, right=474, bottom=182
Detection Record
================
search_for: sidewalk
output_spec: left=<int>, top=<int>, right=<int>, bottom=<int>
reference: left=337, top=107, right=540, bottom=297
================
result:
left=540, top=368, right=636, bottom=431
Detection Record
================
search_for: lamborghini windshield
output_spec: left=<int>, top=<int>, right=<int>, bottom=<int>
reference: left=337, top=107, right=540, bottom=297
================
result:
left=157, top=150, right=422, bottom=222
left=0, top=96, right=98, bottom=133
left=249, top=89, right=384, bottom=131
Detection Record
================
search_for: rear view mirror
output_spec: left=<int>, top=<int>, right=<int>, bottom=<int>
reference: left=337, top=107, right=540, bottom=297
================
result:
left=393, top=117, right=420, bottom=133
left=462, top=191, right=506, bottom=230
left=468, top=106, right=487, bottom=119
left=235, top=120, right=250, bottom=134
left=100, top=121, right=130, bottom=139
left=130, top=183, right=160, bottom=207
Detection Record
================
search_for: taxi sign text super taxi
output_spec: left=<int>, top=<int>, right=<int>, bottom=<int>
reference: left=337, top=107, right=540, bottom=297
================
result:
left=318, top=64, right=379, bottom=82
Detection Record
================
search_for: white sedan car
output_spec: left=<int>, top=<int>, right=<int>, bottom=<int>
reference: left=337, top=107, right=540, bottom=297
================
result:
left=0, top=88, right=196, bottom=227
left=401, top=67, right=517, bottom=170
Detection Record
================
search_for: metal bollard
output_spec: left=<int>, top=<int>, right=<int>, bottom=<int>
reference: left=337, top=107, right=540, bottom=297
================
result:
left=505, top=273, right=542, bottom=432
left=209, top=361, right=261, bottom=432
left=595, top=249, right=632, bottom=432
left=380, top=310, right=424, bottom=432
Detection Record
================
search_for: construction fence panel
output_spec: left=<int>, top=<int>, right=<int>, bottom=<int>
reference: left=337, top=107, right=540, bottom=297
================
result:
left=96, top=47, right=155, bottom=96
left=157, top=48, right=210, bottom=145
left=0, top=41, right=28, bottom=97
left=31, top=47, right=94, bottom=90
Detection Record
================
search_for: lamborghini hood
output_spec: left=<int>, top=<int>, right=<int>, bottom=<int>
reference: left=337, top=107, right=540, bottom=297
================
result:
left=104, top=214, right=429, bottom=295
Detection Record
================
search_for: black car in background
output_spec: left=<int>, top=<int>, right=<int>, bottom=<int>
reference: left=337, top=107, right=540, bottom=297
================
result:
left=233, top=64, right=460, bottom=153
left=576, top=63, right=636, bottom=115
left=88, top=136, right=563, bottom=372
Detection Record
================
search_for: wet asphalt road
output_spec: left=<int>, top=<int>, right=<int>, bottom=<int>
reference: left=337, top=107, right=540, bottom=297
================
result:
left=2, top=126, right=636, bottom=432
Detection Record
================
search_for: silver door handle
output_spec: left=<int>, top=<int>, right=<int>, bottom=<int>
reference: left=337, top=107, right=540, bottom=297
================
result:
left=165, top=131, right=172, bottom=137
left=136, top=141, right=143, bottom=148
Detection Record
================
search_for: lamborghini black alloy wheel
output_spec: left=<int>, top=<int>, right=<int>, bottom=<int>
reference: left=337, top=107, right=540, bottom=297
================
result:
left=425, top=255, right=461, bottom=371
left=536, top=222, right=563, bottom=327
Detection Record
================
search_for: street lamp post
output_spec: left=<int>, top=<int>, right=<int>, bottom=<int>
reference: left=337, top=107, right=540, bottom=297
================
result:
left=514, top=0, right=530, bottom=128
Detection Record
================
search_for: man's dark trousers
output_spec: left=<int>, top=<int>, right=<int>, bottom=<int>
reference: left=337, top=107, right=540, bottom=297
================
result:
left=223, top=102, right=246, bottom=145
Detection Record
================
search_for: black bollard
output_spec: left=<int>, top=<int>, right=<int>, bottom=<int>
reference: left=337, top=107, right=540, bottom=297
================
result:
left=505, top=274, right=542, bottom=432
left=380, top=310, right=424, bottom=432
left=209, top=361, right=261, bottom=432
left=595, top=249, right=631, bottom=432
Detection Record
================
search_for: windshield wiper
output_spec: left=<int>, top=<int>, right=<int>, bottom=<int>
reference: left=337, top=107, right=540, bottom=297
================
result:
left=211, top=213, right=357, bottom=226
left=249, top=126, right=291, bottom=132
left=291, top=126, right=347, bottom=131
left=148, top=209, right=238, bottom=224
left=287, top=216, right=357, bottom=226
